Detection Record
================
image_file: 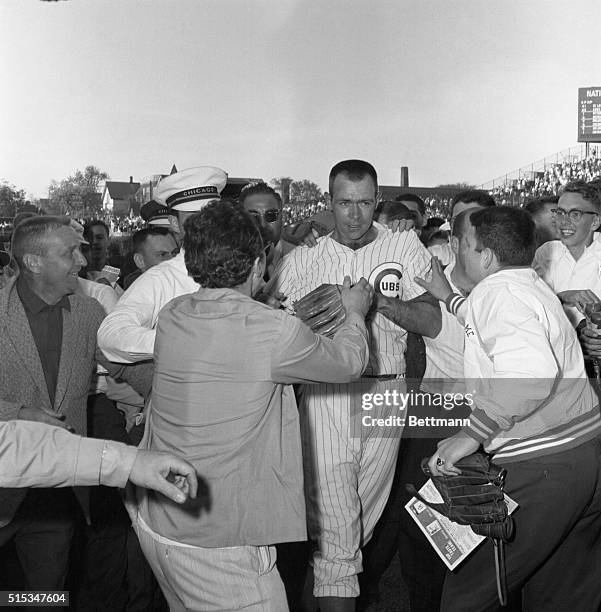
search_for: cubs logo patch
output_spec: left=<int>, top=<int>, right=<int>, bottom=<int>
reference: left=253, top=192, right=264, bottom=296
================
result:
left=368, top=262, right=404, bottom=299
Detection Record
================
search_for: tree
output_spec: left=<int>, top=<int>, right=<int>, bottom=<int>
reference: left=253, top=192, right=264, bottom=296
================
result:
left=0, top=181, right=26, bottom=217
left=270, top=177, right=293, bottom=205
left=290, top=179, right=323, bottom=207
left=48, top=165, right=109, bottom=217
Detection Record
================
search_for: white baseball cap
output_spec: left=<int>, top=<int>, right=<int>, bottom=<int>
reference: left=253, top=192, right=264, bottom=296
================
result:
left=156, top=166, right=228, bottom=212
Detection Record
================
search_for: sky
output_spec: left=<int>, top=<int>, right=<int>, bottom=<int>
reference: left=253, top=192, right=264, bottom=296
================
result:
left=1, top=0, right=600, bottom=198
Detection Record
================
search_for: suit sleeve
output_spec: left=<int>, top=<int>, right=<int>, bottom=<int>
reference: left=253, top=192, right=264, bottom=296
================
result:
left=0, top=421, right=137, bottom=488
left=270, top=311, right=370, bottom=384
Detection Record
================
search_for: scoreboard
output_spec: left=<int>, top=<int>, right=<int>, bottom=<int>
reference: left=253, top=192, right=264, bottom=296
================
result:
left=578, top=87, right=601, bottom=143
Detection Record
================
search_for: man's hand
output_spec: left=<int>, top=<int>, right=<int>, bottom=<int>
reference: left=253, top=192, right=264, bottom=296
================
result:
left=301, top=228, right=320, bottom=248
left=415, top=257, right=453, bottom=303
left=340, top=276, right=373, bottom=319
left=428, top=432, right=480, bottom=477
left=557, top=290, right=601, bottom=314
left=255, top=290, right=286, bottom=309
left=129, top=450, right=198, bottom=504
left=18, top=406, right=70, bottom=430
left=388, top=218, right=415, bottom=233
left=580, top=325, right=601, bottom=357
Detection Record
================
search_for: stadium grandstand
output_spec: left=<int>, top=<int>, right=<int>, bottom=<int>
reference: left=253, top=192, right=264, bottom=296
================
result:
left=482, top=144, right=601, bottom=207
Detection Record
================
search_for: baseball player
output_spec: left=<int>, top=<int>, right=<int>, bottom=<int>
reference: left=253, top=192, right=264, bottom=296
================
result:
left=273, top=159, right=441, bottom=612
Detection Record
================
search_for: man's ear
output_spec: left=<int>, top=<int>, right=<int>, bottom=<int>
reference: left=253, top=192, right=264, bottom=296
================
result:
left=133, top=253, right=145, bottom=272
left=253, top=255, right=266, bottom=280
left=450, top=235, right=459, bottom=254
left=481, top=247, right=497, bottom=271
left=21, top=253, right=41, bottom=274
left=592, top=214, right=601, bottom=233
left=168, top=215, right=181, bottom=237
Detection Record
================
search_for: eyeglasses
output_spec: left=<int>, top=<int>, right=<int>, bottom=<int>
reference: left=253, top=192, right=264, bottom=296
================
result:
left=247, top=209, right=281, bottom=223
left=551, top=208, right=599, bottom=222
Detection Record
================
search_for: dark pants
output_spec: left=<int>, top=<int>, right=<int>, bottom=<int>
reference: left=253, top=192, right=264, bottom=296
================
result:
left=442, top=439, right=601, bottom=612
left=0, top=488, right=76, bottom=590
left=85, top=393, right=165, bottom=611
left=360, top=389, right=470, bottom=612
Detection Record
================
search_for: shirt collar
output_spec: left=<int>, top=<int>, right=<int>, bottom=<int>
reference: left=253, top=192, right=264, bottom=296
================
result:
left=16, top=276, right=71, bottom=314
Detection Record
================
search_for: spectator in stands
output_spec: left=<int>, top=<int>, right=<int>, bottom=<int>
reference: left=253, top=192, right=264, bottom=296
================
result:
left=524, top=196, right=559, bottom=247
left=124, top=227, right=179, bottom=289
left=450, top=190, right=496, bottom=219
left=533, top=181, right=601, bottom=328
left=395, top=193, right=426, bottom=229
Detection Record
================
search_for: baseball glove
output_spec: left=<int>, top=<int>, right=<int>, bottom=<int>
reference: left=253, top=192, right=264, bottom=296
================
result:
left=294, top=283, right=346, bottom=338
left=407, top=452, right=514, bottom=541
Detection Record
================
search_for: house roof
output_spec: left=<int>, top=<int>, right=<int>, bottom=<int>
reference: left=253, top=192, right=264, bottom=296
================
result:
left=104, top=181, right=140, bottom=200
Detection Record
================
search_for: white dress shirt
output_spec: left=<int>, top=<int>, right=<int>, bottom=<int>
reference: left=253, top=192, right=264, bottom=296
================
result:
left=533, top=235, right=601, bottom=326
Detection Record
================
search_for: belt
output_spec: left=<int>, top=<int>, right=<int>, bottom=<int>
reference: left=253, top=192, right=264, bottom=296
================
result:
left=362, top=373, right=405, bottom=380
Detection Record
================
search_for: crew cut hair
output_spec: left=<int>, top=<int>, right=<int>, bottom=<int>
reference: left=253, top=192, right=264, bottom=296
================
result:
left=239, top=181, right=282, bottom=206
left=11, top=216, right=71, bottom=268
left=450, top=190, right=496, bottom=216
left=132, top=226, right=173, bottom=254
left=470, top=206, right=536, bottom=267
left=328, top=159, right=378, bottom=196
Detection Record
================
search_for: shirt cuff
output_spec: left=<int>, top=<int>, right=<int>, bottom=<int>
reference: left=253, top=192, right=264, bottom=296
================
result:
left=99, top=440, right=138, bottom=488
left=461, top=408, right=501, bottom=444
left=340, top=311, right=366, bottom=329
left=445, top=292, right=466, bottom=316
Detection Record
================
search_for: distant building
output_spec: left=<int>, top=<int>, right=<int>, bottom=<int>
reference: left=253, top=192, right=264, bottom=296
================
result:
left=102, top=177, right=140, bottom=216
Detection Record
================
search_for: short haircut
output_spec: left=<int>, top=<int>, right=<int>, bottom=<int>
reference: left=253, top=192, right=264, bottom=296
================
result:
left=184, top=200, right=263, bottom=288
left=328, top=159, right=378, bottom=196
left=395, top=193, right=426, bottom=217
left=374, top=200, right=410, bottom=220
left=424, top=217, right=445, bottom=229
left=11, top=215, right=71, bottom=268
left=451, top=209, right=472, bottom=240
left=83, top=219, right=110, bottom=242
left=239, top=181, right=282, bottom=206
left=426, top=230, right=449, bottom=247
left=470, top=206, right=536, bottom=267
left=132, top=226, right=173, bottom=254
left=561, top=180, right=601, bottom=210
left=523, top=196, right=559, bottom=217
left=450, top=190, right=496, bottom=215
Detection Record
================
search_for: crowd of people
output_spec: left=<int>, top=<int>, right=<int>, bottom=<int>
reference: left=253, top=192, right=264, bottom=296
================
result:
left=1, top=160, right=601, bottom=612
left=489, top=148, right=601, bottom=207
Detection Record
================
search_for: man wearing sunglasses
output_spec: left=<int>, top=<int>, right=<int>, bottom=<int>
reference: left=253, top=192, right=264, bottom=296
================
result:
left=533, top=180, right=601, bottom=327
left=239, top=181, right=285, bottom=282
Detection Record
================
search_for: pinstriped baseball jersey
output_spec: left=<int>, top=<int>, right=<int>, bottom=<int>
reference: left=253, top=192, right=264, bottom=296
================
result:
left=274, top=223, right=432, bottom=375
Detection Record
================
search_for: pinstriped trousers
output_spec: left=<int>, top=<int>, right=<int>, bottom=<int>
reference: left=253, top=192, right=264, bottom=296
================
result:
left=298, top=377, right=405, bottom=598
